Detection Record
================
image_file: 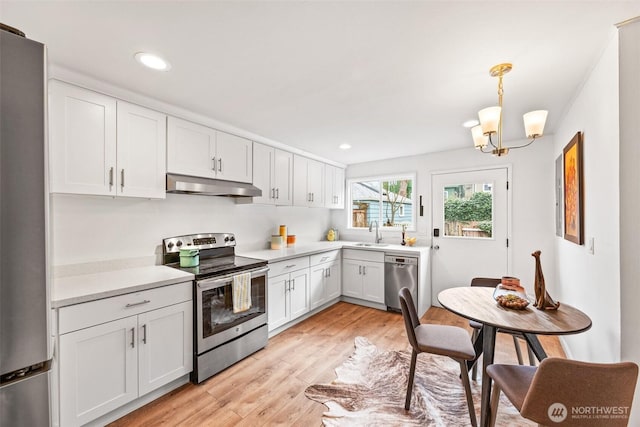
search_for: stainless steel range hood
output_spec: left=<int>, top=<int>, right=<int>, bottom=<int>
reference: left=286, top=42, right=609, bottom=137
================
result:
left=166, top=174, right=262, bottom=197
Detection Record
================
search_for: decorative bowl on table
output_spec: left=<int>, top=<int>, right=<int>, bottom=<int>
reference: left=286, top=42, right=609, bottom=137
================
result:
left=493, top=285, right=530, bottom=310
left=495, top=294, right=530, bottom=310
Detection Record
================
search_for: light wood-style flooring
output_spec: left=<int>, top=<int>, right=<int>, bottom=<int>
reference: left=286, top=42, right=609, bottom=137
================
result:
left=109, top=302, right=565, bottom=426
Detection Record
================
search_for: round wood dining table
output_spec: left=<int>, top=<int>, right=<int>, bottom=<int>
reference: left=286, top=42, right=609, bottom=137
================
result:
left=438, top=286, right=592, bottom=427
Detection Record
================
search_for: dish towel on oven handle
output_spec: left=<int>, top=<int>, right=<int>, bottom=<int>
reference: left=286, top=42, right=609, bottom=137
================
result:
left=232, top=272, right=252, bottom=313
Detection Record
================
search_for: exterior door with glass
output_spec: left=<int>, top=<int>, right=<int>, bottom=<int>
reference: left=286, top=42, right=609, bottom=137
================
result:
left=431, top=167, right=510, bottom=306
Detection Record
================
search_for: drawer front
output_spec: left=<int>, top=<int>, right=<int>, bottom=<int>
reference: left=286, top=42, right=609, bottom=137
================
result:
left=342, top=249, right=385, bottom=263
left=269, top=256, right=310, bottom=277
left=310, top=250, right=341, bottom=267
left=59, top=281, right=192, bottom=334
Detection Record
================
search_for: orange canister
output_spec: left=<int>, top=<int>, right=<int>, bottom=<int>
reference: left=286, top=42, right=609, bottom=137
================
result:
left=287, top=235, right=296, bottom=247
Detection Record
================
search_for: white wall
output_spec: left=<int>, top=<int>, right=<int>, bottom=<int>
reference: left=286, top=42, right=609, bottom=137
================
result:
left=51, top=193, right=332, bottom=266
left=619, top=19, right=640, bottom=426
left=552, top=30, right=621, bottom=363
left=332, top=138, right=556, bottom=290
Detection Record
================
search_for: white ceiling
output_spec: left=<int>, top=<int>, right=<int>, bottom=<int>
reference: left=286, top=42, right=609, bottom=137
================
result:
left=2, top=1, right=639, bottom=165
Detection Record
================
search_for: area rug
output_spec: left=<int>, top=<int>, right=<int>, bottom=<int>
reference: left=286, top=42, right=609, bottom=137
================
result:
left=305, top=336, right=534, bottom=426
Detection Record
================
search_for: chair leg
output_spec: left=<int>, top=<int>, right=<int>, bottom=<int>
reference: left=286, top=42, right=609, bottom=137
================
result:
left=405, top=350, right=418, bottom=410
left=512, top=335, right=524, bottom=365
left=527, top=343, right=536, bottom=366
left=489, top=381, right=502, bottom=427
left=458, top=360, right=477, bottom=427
left=471, top=329, right=479, bottom=381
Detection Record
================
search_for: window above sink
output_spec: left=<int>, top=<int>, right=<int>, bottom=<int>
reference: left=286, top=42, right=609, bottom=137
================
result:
left=347, top=173, right=416, bottom=232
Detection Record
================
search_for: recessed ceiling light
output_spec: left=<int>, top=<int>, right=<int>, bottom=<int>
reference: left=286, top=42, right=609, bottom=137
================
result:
left=134, top=52, right=171, bottom=71
left=339, top=143, right=351, bottom=150
left=463, top=119, right=479, bottom=128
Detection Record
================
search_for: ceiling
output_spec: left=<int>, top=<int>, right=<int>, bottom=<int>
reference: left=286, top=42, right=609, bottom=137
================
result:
left=2, top=1, right=639, bottom=165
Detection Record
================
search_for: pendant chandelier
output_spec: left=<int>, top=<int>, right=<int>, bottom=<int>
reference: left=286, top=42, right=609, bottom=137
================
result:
left=471, top=63, right=548, bottom=156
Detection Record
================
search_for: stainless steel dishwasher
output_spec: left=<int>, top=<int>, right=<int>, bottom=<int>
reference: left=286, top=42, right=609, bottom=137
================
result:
left=384, top=254, right=418, bottom=312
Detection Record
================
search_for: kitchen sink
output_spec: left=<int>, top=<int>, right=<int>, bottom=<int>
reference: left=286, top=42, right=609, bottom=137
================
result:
left=352, top=242, right=389, bottom=247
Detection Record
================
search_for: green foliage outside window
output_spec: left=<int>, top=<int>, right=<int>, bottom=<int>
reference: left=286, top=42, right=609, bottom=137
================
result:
left=444, top=191, right=492, bottom=236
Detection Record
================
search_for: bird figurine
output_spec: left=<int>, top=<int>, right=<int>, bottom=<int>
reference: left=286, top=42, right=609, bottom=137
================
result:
left=532, top=250, right=560, bottom=310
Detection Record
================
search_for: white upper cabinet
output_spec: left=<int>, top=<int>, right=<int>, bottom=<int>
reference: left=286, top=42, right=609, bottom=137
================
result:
left=49, top=80, right=166, bottom=199
left=167, top=117, right=252, bottom=183
left=116, top=101, right=167, bottom=199
left=293, top=155, right=324, bottom=207
left=167, top=117, right=216, bottom=179
left=325, top=164, right=345, bottom=209
left=215, top=130, right=253, bottom=183
left=49, top=80, right=117, bottom=196
left=252, top=142, right=293, bottom=205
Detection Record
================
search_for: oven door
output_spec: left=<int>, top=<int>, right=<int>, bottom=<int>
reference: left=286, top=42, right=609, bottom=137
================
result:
left=196, top=266, right=268, bottom=353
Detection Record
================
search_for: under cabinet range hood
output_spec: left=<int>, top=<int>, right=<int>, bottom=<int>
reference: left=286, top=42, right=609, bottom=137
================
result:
left=166, top=174, right=262, bottom=197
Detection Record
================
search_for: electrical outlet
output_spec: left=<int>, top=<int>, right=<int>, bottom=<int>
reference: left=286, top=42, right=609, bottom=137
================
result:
left=588, top=237, right=595, bottom=255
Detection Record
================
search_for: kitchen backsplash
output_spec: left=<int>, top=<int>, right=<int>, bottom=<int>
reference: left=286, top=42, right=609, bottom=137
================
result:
left=50, top=193, right=332, bottom=266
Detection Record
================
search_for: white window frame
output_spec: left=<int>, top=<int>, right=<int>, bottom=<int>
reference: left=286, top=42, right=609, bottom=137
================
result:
left=347, top=173, right=417, bottom=231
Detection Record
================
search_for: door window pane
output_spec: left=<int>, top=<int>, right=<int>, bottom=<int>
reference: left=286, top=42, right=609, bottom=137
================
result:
left=443, top=182, right=493, bottom=238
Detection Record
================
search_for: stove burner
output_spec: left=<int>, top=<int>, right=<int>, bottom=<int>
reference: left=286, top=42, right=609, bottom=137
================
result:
left=162, top=233, right=267, bottom=279
left=167, top=255, right=266, bottom=279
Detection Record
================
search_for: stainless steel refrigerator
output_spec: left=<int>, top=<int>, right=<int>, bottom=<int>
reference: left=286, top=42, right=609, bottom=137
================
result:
left=0, top=23, right=51, bottom=426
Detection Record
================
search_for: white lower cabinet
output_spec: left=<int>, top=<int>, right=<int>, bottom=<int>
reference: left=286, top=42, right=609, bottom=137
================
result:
left=310, top=250, right=342, bottom=310
left=57, top=283, right=192, bottom=427
left=342, top=249, right=385, bottom=304
left=267, top=257, right=310, bottom=331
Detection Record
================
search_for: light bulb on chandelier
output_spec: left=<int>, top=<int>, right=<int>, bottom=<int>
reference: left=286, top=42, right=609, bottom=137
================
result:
left=471, top=63, right=548, bottom=156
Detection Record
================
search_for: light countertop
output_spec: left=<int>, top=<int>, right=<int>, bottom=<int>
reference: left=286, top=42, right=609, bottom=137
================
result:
left=52, top=265, right=194, bottom=308
left=52, top=241, right=430, bottom=308
left=240, top=241, right=430, bottom=262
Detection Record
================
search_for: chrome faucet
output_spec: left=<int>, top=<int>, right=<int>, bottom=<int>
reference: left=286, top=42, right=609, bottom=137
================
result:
left=368, top=220, right=382, bottom=243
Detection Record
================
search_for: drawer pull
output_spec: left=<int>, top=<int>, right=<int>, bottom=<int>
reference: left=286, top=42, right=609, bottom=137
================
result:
left=125, top=299, right=151, bottom=308
left=285, top=264, right=296, bottom=269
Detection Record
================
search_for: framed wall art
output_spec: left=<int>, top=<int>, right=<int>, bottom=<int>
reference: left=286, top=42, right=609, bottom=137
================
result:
left=555, top=154, right=563, bottom=237
left=563, top=131, right=583, bottom=245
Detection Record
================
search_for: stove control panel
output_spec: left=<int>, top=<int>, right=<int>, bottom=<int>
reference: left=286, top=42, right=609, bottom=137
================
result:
left=163, top=233, right=235, bottom=254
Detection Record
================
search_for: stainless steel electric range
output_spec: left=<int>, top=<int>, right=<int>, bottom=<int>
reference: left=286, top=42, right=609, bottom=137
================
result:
left=162, top=233, right=268, bottom=384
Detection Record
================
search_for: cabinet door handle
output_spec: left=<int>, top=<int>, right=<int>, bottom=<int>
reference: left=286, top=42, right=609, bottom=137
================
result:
left=130, top=328, right=135, bottom=348
left=276, top=188, right=279, bottom=199
left=109, top=167, right=114, bottom=189
left=362, top=266, right=366, bottom=275
left=212, top=157, right=216, bottom=171
left=358, top=265, right=362, bottom=275
left=328, top=267, right=331, bottom=277
left=121, top=169, right=125, bottom=188
left=311, top=193, right=314, bottom=202
left=218, top=158, right=222, bottom=173
left=271, top=188, right=275, bottom=199
left=292, top=278, right=295, bottom=290
left=142, top=324, right=147, bottom=344
left=125, top=299, right=151, bottom=308
left=286, top=279, right=291, bottom=292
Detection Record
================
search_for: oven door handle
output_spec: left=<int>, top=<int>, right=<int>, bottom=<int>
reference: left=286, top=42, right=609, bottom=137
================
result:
left=196, top=266, right=269, bottom=290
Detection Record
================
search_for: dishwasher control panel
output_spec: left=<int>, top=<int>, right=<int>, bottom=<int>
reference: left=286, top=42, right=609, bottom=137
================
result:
left=384, top=255, right=418, bottom=265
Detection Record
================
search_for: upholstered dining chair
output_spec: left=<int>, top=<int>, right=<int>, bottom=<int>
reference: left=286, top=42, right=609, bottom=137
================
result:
left=487, top=357, right=639, bottom=427
left=398, top=287, right=477, bottom=427
left=469, top=277, right=535, bottom=380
